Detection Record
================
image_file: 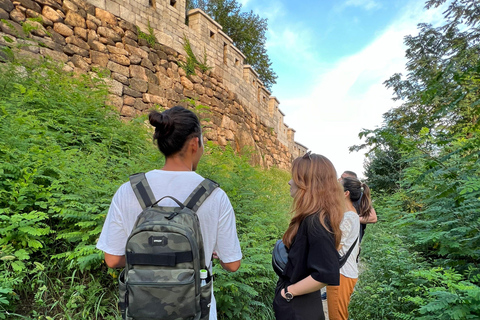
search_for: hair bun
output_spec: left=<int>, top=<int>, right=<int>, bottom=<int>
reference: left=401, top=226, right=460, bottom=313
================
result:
left=149, top=110, right=174, bottom=139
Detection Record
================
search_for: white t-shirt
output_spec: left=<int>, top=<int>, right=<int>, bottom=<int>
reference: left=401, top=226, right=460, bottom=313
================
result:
left=338, top=211, right=360, bottom=279
left=97, top=170, right=243, bottom=319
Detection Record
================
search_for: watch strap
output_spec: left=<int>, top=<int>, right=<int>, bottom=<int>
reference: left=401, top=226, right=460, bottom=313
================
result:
left=284, top=285, right=294, bottom=302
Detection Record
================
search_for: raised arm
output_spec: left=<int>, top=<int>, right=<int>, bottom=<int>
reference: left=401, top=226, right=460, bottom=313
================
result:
left=360, top=207, right=377, bottom=224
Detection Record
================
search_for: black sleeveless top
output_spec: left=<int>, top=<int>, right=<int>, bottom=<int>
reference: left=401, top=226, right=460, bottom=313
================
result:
left=283, top=214, right=340, bottom=286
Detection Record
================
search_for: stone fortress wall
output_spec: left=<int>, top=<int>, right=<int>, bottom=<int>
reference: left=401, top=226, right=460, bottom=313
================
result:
left=0, top=0, right=307, bottom=168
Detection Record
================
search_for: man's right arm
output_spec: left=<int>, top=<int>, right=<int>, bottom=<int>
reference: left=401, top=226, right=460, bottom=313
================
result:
left=221, top=260, right=241, bottom=272
left=213, top=191, right=243, bottom=272
left=104, top=253, right=126, bottom=268
left=213, top=251, right=241, bottom=272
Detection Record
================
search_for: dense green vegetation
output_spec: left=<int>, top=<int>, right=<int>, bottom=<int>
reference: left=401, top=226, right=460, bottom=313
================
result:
left=0, top=58, right=290, bottom=319
left=350, top=1, right=480, bottom=319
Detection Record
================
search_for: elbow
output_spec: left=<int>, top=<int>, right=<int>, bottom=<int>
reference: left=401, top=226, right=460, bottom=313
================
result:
left=223, top=260, right=241, bottom=272
left=104, top=253, right=125, bottom=268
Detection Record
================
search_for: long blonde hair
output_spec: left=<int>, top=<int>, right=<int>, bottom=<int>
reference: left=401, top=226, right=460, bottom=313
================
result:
left=282, top=153, right=345, bottom=249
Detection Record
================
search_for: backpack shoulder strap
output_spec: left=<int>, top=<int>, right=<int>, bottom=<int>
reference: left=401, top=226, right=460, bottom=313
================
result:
left=129, top=172, right=156, bottom=210
left=184, top=178, right=219, bottom=212
left=338, top=237, right=358, bottom=268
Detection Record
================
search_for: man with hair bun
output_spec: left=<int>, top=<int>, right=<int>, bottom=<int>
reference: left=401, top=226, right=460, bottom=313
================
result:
left=97, top=106, right=242, bottom=319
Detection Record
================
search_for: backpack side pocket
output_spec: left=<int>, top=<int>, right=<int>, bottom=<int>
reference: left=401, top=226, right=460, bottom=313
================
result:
left=118, top=269, right=126, bottom=320
left=200, top=277, right=212, bottom=320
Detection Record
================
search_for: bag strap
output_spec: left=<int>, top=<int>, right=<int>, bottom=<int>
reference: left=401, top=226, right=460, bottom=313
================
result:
left=338, top=237, right=358, bottom=268
left=184, top=178, right=219, bottom=212
left=129, top=172, right=156, bottom=209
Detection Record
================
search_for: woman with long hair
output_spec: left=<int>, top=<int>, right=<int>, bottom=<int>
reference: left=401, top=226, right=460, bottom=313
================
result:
left=326, top=176, right=362, bottom=320
left=273, top=152, right=345, bottom=320
left=339, top=171, right=377, bottom=243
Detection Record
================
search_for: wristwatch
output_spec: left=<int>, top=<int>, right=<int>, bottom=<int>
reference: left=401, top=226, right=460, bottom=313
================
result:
left=284, top=286, right=294, bottom=302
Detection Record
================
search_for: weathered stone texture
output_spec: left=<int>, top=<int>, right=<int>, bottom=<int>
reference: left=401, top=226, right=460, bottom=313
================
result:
left=65, top=11, right=86, bottom=28
left=97, top=26, right=121, bottom=42
left=90, top=50, right=108, bottom=66
left=18, top=0, right=41, bottom=12
left=42, top=6, right=63, bottom=22
left=109, top=53, right=129, bottom=66
left=130, top=78, right=147, bottom=92
left=107, top=60, right=129, bottom=76
left=95, top=7, right=116, bottom=25
left=54, top=22, right=73, bottom=37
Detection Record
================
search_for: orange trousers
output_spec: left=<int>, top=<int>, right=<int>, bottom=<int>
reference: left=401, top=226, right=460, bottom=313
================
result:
left=326, top=274, right=358, bottom=320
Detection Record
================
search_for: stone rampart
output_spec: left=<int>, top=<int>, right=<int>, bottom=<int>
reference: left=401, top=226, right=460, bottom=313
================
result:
left=0, top=0, right=307, bottom=169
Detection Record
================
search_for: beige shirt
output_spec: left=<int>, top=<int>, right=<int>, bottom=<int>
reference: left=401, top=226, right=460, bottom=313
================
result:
left=339, top=211, right=360, bottom=278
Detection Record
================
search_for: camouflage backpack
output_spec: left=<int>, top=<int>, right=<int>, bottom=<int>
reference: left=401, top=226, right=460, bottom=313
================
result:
left=118, top=173, right=218, bottom=320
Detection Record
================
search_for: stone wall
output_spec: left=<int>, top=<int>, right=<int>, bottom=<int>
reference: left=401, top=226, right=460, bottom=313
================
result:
left=0, top=0, right=308, bottom=169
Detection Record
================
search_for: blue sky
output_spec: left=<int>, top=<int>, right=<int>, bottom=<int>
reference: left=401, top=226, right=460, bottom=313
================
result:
left=238, top=0, right=447, bottom=178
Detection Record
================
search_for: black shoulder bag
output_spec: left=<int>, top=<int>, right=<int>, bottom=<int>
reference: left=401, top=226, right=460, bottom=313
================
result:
left=272, top=237, right=358, bottom=277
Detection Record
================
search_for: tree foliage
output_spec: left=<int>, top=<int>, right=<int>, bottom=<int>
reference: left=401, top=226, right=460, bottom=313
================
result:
left=350, top=1, right=480, bottom=318
left=186, top=0, right=277, bottom=89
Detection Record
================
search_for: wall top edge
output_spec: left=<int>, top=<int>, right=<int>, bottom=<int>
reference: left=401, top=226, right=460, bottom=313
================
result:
left=270, top=96, right=281, bottom=104
left=217, top=29, right=233, bottom=44
left=278, top=108, right=285, bottom=116
left=243, top=65, right=259, bottom=78
left=188, top=9, right=223, bottom=30
left=262, top=86, right=271, bottom=96
left=295, top=142, right=308, bottom=149
left=230, top=43, right=246, bottom=59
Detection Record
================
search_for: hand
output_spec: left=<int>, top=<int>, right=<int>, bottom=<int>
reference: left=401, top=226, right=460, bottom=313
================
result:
left=280, top=288, right=286, bottom=299
left=212, top=251, right=219, bottom=260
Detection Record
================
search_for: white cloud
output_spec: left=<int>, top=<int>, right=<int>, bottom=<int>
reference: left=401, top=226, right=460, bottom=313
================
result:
left=344, top=0, right=382, bottom=11
left=267, top=27, right=317, bottom=64
left=239, top=0, right=252, bottom=7
left=279, top=0, right=446, bottom=178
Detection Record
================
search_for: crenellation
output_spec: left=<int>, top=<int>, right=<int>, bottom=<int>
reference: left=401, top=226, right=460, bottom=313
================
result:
left=287, top=128, right=295, bottom=142
left=268, top=96, right=280, bottom=117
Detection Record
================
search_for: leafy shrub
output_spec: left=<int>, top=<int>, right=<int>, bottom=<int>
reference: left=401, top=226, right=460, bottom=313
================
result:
left=0, top=59, right=161, bottom=318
